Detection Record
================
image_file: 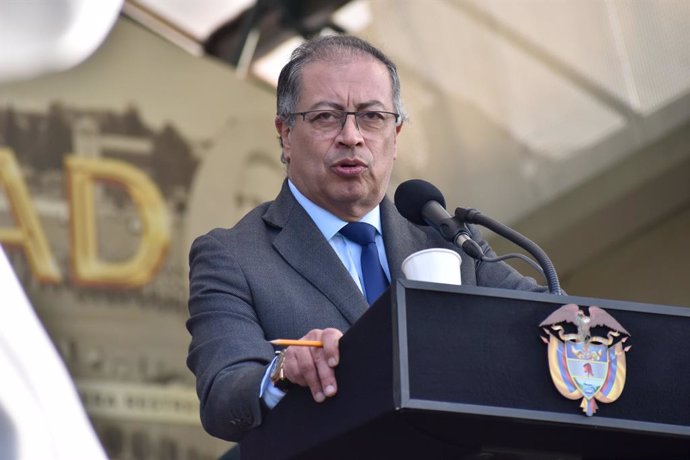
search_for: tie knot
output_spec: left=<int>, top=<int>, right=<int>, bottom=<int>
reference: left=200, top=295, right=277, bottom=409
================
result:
left=339, top=222, right=377, bottom=246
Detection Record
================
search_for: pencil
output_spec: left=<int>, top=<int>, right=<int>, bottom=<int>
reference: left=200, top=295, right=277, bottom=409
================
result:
left=270, top=339, right=324, bottom=347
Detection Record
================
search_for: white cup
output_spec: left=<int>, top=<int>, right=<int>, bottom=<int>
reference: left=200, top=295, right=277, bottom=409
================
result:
left=401, top=248, right=462, bottom=285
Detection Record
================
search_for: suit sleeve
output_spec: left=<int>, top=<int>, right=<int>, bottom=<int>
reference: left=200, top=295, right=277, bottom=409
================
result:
left=186, top=231, right=274, bottom=441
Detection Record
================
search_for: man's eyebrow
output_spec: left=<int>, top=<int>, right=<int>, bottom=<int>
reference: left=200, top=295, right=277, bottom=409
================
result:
left=356, top=100, right=387, bottom=110
left=305, top=102, right=342, bottom=110
left=305, top=100, right=387, bottom=111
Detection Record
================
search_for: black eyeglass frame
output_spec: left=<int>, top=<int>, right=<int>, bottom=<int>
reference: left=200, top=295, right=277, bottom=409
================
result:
left=288, top=110, right=401, bottom=131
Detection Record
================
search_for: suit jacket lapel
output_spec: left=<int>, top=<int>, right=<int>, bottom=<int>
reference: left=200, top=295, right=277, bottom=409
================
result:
left=263, top=181, right=368, bottom=325
left=380, top=197, right=428, bottom=281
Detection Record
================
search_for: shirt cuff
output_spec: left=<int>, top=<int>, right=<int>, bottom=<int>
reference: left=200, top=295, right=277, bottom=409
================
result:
left=259, top=354, right=287, bottom=410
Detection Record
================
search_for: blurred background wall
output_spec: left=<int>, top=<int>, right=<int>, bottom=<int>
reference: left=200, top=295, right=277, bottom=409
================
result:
left=0, top=1, right=688, bottom=459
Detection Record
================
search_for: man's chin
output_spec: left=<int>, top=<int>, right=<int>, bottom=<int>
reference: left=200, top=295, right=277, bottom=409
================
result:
left=330, top=189, right=384, bottom=216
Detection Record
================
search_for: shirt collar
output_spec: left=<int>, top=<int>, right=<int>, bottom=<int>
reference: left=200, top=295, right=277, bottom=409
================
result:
left=288, top=179, right=382, bottom=240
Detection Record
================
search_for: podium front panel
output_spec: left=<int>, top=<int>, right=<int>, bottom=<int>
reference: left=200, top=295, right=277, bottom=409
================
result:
left=242, top=281, right=690, bottom=459
left=393, top=281, right=690, bottom=456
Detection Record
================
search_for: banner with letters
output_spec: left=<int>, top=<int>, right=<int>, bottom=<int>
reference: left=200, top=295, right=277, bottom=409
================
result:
left=0, top=19, right=282, bottom=459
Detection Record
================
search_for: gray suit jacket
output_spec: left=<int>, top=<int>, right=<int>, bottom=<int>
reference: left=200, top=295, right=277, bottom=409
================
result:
left=187, top=180, right=543, bottom=441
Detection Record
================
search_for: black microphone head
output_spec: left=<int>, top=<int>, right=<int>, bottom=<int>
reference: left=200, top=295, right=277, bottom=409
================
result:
left=394, top=179, right=447, bottom=225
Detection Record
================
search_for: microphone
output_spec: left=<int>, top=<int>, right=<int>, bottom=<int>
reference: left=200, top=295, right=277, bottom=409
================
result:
left=395, top=179, right=562, bottom=295
left=394, top=179, right=484, bottom=259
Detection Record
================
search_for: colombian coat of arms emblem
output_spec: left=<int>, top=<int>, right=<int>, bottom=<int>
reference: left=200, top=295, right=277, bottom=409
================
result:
left=540, top=304, right=631, bottom=416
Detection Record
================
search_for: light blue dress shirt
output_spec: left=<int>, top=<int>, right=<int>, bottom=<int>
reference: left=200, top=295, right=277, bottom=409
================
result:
left=287, top=180, right=392, bottom=290
left=260, top=180, right=392, bottom=408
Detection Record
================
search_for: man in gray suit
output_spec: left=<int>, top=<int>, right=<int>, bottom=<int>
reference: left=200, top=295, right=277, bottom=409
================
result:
left=187, top=35, right=543, bottom=443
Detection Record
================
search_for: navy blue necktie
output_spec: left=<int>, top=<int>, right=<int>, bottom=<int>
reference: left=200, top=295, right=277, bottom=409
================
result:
left=339, top=222, right=389, bottom=305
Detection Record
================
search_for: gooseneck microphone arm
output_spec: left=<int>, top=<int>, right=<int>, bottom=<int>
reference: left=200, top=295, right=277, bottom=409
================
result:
left=455, top=207, right=563, bottom=295
left=420, top=201, right=485, bottom=259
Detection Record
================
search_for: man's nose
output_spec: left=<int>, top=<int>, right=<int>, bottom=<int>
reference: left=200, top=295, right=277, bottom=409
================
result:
left=337, top=113, right=364, bottom=145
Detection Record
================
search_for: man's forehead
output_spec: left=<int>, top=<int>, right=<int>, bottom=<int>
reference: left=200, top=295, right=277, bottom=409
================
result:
left=300, top=56, right=391, bottom=89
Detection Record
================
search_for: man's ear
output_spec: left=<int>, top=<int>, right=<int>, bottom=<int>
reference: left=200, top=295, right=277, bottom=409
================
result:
left=275, top=116, right=292, bottom=164
left=275, top=116, right=289, bottom=145
left=392, top=121, right=403, bottom=160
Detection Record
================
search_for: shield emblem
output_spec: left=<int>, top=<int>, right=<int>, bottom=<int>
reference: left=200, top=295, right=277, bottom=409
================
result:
left=540, top=303, right=631, bottom=416
left=565, top=342, right=608, bottom=399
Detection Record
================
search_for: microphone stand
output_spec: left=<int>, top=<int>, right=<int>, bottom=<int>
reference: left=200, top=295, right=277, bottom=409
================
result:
left=455, top=207, right=563, bottom=295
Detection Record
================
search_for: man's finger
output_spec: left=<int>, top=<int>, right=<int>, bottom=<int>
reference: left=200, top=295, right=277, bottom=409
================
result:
left=285, top=345, right=327, bottom=402
left=321, top=328, right=343, bottom=368
left=310, top=346, right=337, bottom=398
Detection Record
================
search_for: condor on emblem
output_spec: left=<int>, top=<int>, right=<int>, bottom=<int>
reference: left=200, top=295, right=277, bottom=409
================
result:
left=540, top=304, right=631, bottom=416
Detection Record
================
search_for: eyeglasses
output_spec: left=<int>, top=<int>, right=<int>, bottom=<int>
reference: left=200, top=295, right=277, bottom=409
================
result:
left=290, top=110, right=400, bottom=136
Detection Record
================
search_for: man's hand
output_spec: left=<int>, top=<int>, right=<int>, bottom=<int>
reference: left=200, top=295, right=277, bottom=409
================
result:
left=281, top=328, right=343, bottom=403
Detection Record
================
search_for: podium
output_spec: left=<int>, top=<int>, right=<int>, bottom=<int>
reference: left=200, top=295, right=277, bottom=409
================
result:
left=242, top=280, right=690, bottom=459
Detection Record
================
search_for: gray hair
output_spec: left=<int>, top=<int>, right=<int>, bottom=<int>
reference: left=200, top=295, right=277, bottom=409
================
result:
left=276, top=35, right=407, bottom=126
